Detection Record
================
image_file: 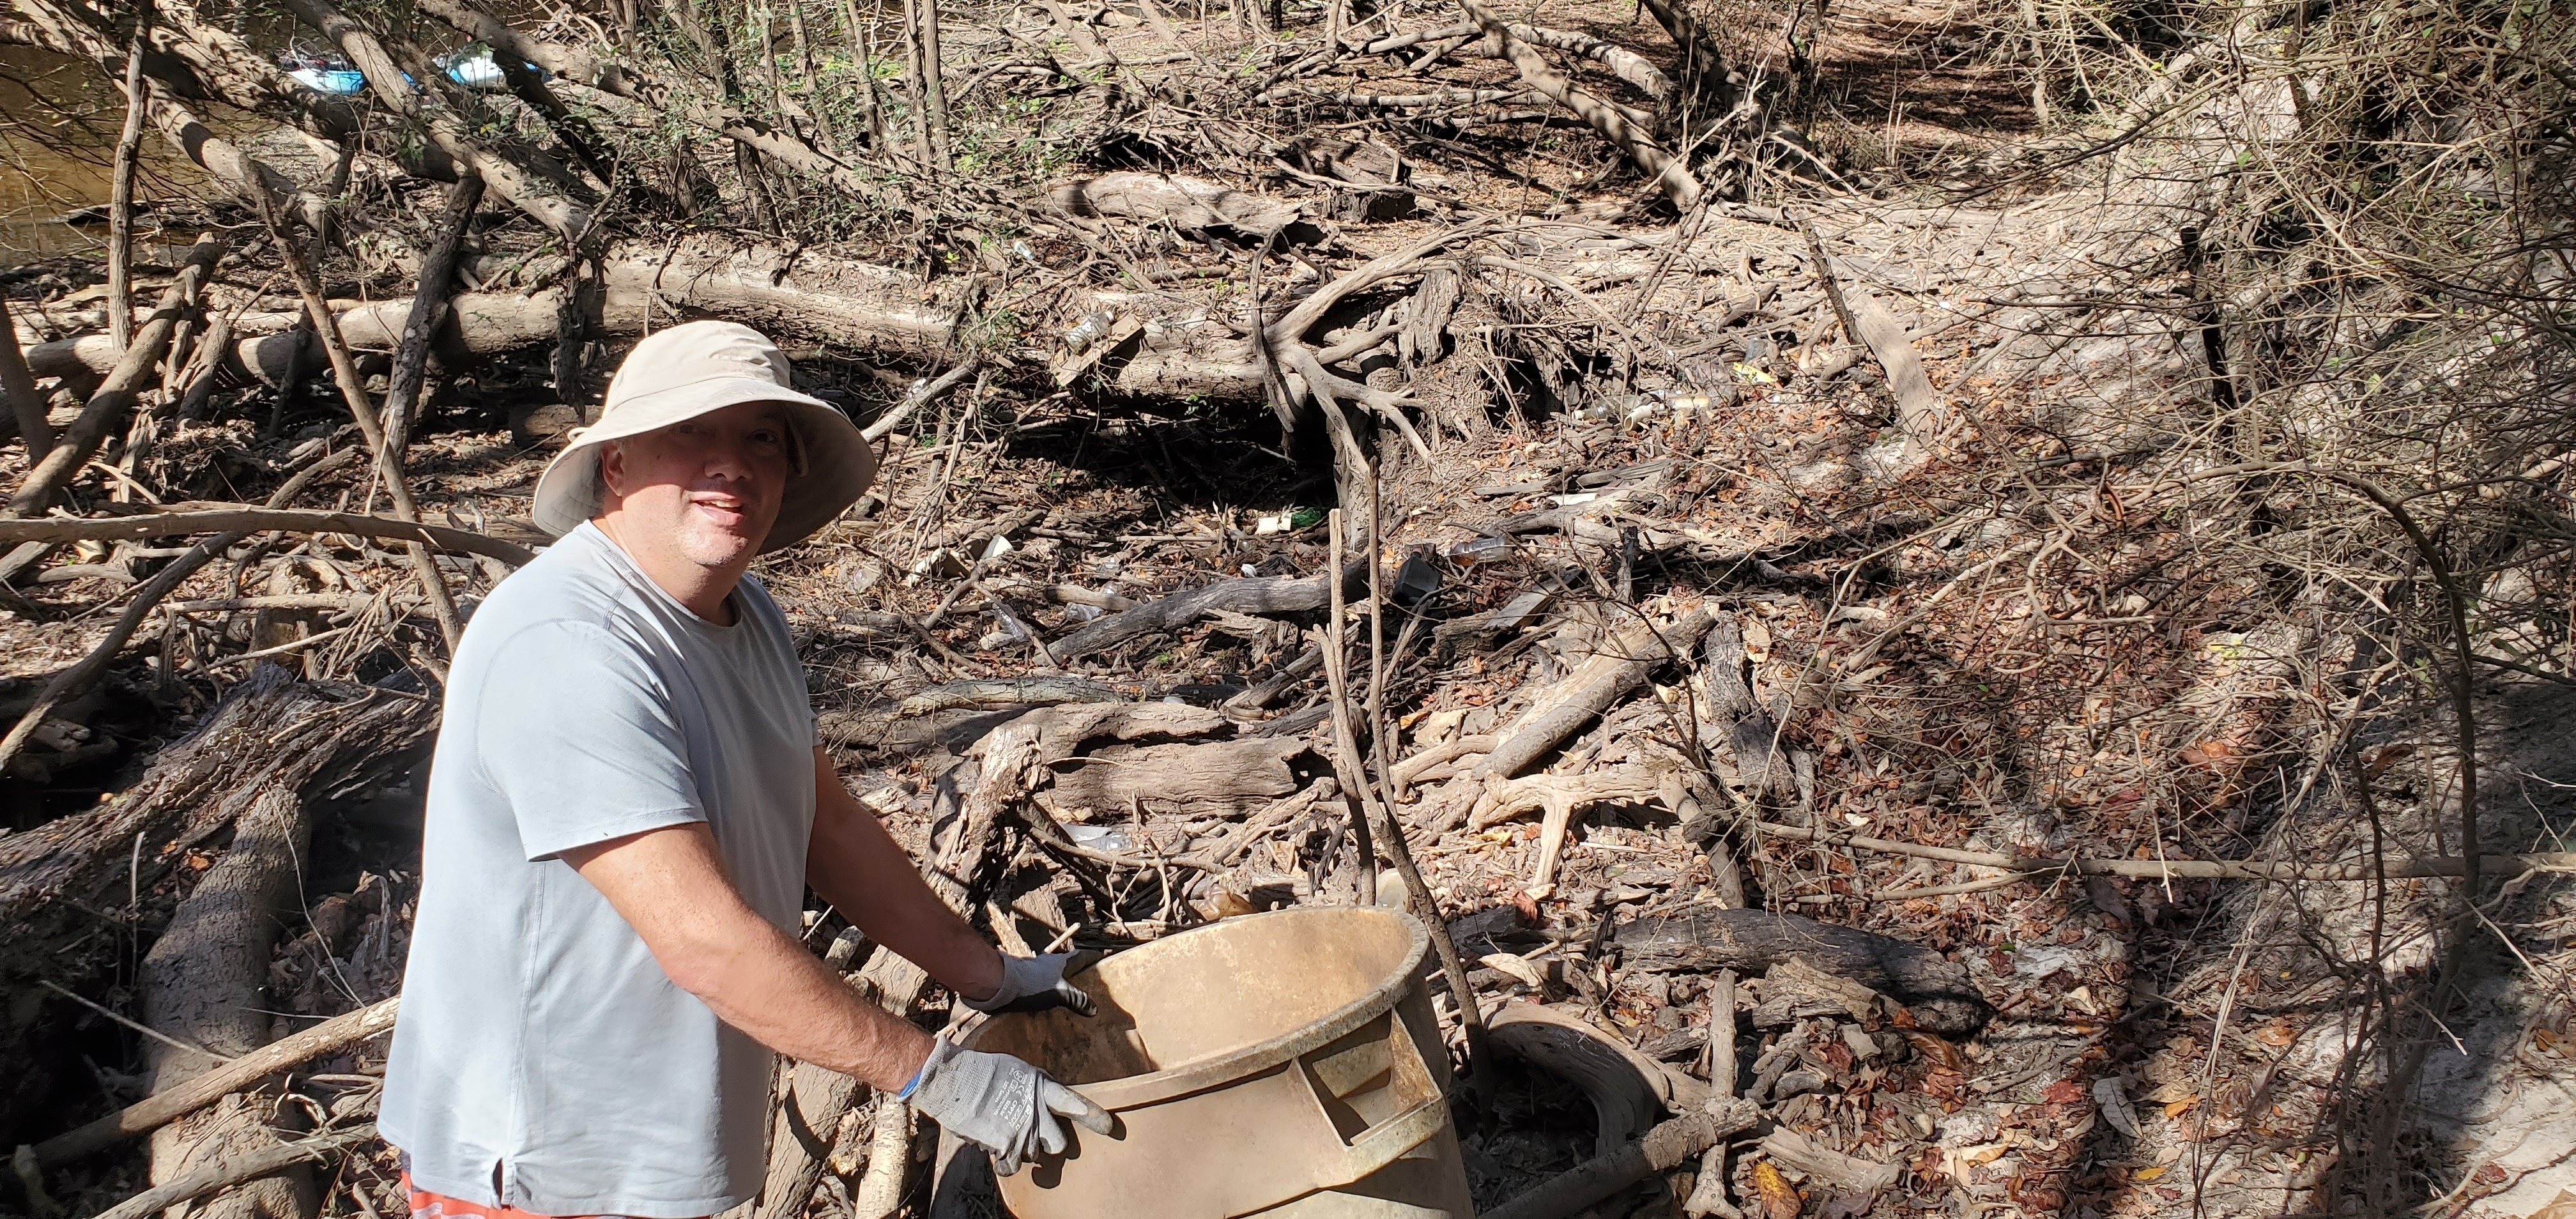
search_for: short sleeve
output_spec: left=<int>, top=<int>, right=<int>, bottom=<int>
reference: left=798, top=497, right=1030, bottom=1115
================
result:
left=472, top=620, right=707, bottom=861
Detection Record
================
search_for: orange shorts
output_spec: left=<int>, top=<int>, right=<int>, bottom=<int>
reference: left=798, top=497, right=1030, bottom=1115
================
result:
left=400, top=1173, right=707, bottom=1219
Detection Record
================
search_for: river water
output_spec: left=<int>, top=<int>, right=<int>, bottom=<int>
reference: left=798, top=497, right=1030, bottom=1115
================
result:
left=3, top=43, right=216, bottom=264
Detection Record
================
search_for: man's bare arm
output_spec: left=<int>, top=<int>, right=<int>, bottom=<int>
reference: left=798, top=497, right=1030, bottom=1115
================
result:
left=806, top=747, right=1005, bottom=1002
left=563, top=822, right=930, bottom=1092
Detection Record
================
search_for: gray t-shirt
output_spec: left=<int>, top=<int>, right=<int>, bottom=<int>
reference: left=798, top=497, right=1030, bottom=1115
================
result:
left=382, top=521, right=818, bottom=1217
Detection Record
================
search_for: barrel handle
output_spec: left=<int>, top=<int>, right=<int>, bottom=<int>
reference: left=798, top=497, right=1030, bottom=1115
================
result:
left=1298, top=1011, right=1452, bottom=1190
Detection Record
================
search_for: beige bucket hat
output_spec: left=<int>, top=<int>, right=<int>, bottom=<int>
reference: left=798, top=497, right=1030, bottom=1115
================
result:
left=531, top=321, right=877, bottom=553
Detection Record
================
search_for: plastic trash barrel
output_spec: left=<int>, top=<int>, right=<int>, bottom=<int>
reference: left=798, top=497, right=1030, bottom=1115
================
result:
left=965, top=907, right=1474, bottom=1218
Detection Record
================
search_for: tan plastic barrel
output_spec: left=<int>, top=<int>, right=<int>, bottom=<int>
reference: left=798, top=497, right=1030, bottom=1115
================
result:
left=966, top=907, right=1474, bottom=1218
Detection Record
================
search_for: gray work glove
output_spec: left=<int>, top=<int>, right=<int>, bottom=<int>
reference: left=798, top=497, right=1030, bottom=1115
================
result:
left=903, top=1033, right=1114, bottom=1174
left=962, top=951, right=1098, bottom=1016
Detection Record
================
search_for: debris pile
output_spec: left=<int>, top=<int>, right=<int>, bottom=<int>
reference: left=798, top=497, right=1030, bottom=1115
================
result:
left=3, top=0, right=2573, bottom=1210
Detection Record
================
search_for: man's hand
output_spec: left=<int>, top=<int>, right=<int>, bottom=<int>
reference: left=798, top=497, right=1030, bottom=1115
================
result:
left=905, top=1034, right=1114, bottom=1175
left=962, top=953, right=1099, bottom=1016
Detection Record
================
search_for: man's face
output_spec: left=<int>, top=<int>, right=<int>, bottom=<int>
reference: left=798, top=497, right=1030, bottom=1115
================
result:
left=597, top=401, right=795, bottom=572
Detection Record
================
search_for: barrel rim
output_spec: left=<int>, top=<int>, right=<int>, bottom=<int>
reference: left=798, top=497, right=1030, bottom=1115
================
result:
left=981, top=906, right=1432, bottom=1111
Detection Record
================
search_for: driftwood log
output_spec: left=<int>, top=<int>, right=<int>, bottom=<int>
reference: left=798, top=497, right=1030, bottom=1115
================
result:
left=0, top=672, right=437, bottom=1119
left=142, top=785, right=321, bottom=1219
left=1477, top=608, right=1714, bottom=780
left=1049, top=562, right=1368, bottom=660
left=1037, top=735, right=1308, bottom=820
left=1046, top=172, right=1307, bottom=240
left=1478, top=1101, right=1761, bottom=1219
left=34, top=999, right=399, bottom=1165
left=1614, top=908, right=1991, bottom=1036
left=0, top=504, right=537, bottom=566
left=1758, top=1127, right=1901, bottom=1193
left=90, top=1126, right=376, bottom=1219
left=21, top=234, right=1279, bottom=404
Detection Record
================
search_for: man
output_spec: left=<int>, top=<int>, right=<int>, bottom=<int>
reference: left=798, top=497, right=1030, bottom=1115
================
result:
left=381, top=321, right=1108, bottom=1219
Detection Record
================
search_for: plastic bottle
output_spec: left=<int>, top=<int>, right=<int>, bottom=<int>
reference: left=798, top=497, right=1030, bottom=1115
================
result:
left=1441, top=536, right=1513, bottom=565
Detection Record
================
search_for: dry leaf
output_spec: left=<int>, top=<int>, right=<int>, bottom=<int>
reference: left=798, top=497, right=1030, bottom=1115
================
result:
left=2257, top=1022, right=2296, bottom=1046
left=1480, top=952, right=1545, bottom=989
left=1751, top=1160, right=1802, bottom=1219
left=1743, top=618, right=1772, bottom=662
left=2144, top=1080, right=2199, bottom=1104
left=1903, top=1031, right=1965, bottom=1071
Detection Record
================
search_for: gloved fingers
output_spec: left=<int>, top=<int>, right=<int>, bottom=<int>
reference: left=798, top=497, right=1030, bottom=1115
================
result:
left=1049, top=977, right=1098, bottom=1017
left=1041, top=1079, right=1116, bottom=1136
left=1033, top=1106, right=1070, bottom=1158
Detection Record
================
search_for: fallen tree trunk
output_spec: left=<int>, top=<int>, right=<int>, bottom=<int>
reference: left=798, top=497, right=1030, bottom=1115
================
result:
left=1036, top=735, right=1308, bottom=820
left=0, top=504, right=538, bottom=566
left=1614, top=908, right=1992, bottom=1036
left=24, top=234, right=1272, bottom=403
left=1477, top=609, right=1713, bottom=780
left=91, top=1126, right=376, bottom=1219
left=385, top=174, right=487, bottom=459
left=0, top=296, right=50, bottom=456
left=0, top=673, right=438, bottom=992
left=1046, top=172, right=1307, bottom=239
left=142, top=785, right=321, bottom=1219
left=1051, top=562, right=1366, bottom=659
left=34, top=1000, right=399, bottom=1166
left=1369, top=22, right=1672, bottom=101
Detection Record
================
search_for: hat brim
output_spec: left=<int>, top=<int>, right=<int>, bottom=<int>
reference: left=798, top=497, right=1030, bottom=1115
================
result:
left=530, top=376, right=878, bottom=554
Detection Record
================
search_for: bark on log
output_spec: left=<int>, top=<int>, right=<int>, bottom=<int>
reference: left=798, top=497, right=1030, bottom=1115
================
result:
left=0, top=296, right=49, bottom=456
left=1036, top=735, right=1307, bottom=820
left=748, top=1059, right=861, bottom=1219
left=24, top=235, right=1275, bottom=403
left=8, top=236, right=222, bottom=517
left=385, top=174, right=486, bottom=460
left=143, top=785, right=320, bottom=1219
left=0, top=505, right=537, bottom=566
left=1613, top=909, right=1991, bottom=1036
left=1376, top=22, right=1672, bottom=100
left=91, top=1126, right=376, bottom=1219
left=1046, top=172, right=1306, bottom=239
left=1459, top=0, right=1701, bottom=208
left=1634, top=0, right=1742, bottom=120
left=1758, top=1128, right=1899, bottom=1193
left=1478, top=1101, right=1761, bottom=1219
left=0, top=673, right=437, bottom=992
left=1476, top=609, right=1713, bottom=780
left=1050, top=562, right=1366, bottom=659
left=34, top=1000, right=398, bottom=1166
